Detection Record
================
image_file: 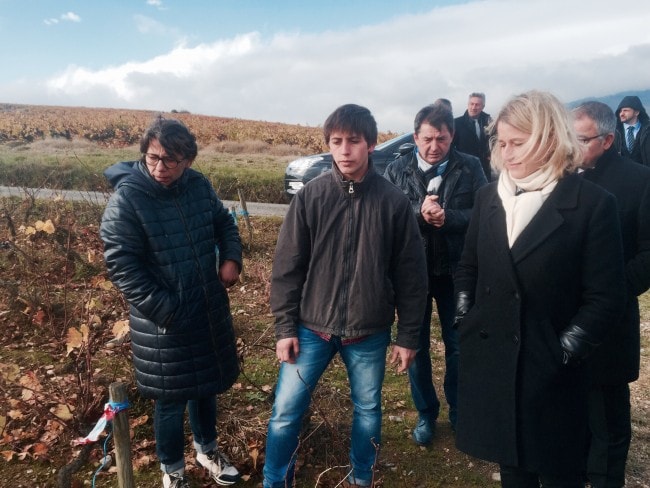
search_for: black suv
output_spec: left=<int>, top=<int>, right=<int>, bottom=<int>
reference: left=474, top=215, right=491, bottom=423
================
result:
left=284, top=132, right=414, bottom=197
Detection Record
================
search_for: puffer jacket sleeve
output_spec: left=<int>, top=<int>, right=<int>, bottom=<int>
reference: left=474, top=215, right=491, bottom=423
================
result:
left=100, top=191, right=179, bottom=327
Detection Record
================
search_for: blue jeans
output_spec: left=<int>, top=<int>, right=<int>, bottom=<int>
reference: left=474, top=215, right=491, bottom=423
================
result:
left=155, top=396, right=218, bottom=473
left=263, top=326, right=391, bottom=488
left=407, top=274, right=458, bottom=426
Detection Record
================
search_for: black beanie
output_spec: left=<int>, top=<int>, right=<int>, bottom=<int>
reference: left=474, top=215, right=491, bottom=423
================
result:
left=617, top=95, right=643, bottom=112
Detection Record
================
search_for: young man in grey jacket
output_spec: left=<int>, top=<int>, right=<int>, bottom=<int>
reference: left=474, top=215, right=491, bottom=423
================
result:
left=264, top=104, right=428, bottom=488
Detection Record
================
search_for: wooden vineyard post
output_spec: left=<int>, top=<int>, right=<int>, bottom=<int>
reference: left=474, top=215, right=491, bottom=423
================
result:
left=237, top=188, right=253, bottom=251
left=109, top=382, right=135, bottom=488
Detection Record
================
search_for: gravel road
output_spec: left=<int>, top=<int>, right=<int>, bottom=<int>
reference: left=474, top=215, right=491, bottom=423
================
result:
left=0, top=186, right=289, bottom=217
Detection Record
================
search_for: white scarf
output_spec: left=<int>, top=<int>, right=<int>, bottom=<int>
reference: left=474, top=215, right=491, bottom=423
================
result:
left=497, top=166, right=558, bottom=247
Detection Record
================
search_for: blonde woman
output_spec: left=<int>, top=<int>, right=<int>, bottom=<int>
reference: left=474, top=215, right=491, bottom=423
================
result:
left=453, top=91, right=626, bottom=487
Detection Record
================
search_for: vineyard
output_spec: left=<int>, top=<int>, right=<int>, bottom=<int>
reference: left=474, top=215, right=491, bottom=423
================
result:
left=0, top=104, right=648, bottom=487
left=0, top=103, right=332, bottom=153
left=0, top=103, right=401, bottom=154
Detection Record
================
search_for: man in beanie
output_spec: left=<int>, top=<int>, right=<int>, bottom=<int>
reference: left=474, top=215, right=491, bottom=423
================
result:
left=615, top=95, right=650, bottom=166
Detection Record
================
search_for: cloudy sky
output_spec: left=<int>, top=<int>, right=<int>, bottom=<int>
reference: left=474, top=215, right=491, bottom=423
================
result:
left=1, top=0, right=649, bottom=132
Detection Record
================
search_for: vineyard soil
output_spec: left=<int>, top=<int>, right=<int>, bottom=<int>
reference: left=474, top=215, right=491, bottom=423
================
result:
left=0, top=209, right=648, bottom=488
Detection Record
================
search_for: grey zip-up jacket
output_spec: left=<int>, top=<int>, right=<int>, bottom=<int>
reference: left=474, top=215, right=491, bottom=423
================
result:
left=270, top=162, right=428, bottom=350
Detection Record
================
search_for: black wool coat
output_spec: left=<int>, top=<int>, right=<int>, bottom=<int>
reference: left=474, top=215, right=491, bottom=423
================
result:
left=454, top=173, right=626, bottom=474
left=581, top=147, right=650, bottom=385
left=100, top=161, right=242, bottom=400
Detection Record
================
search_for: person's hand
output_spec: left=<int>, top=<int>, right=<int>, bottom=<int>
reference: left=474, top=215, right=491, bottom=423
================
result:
left=420, top=195, right=445, bottom=227
left=389, top=345, right=417, bottom=373
left=453, top=291, right=474, bottom=329
left=559, top=324, right=598, bottom=365
left=219, top=260, right=240, bottom=288
left=276, top=337, right=300, bottom=364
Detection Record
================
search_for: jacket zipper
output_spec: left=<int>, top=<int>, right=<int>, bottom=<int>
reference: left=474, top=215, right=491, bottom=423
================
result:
left=339, top=181, right=355, bottom=334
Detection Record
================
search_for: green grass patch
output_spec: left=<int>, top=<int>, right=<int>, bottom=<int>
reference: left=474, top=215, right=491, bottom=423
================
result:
left=0, top=140, right=291, bottom=203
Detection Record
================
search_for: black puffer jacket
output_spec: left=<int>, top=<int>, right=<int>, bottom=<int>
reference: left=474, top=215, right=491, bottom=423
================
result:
left=100, top=161, right=242, bottom=400
left=384, top=149, right=487, bottom=278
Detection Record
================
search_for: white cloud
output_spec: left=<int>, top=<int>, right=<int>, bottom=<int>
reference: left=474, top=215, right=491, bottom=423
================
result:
left=46, top=34, right=258, bottom=100
left=61, top=12, right=81, bottom=22
left=44, top=12, right=81, bottom=25
left=32, top=0, right=650, bottom=131
left=133, top=14, right=169, bottom=34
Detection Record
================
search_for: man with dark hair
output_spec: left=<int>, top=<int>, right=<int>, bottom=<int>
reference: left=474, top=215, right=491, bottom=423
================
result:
left=385, top=103, right=487, bottom=444
left=453, top=92, right=493, bottom=180
left=101, top=117, right=242, bottom=488
left=573, top=101, right=650, bottom=488
left=615, top=95, right=650, bottom=166
left=264, top=104, right=428, bottom=488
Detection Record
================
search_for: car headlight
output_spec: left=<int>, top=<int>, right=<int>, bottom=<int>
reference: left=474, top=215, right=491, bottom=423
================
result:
left=286, top=155, right=326, bottom=178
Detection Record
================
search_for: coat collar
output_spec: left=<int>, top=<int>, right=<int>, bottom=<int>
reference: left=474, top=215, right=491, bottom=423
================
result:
left=402, top=148, right=463, bottom=175
left=486, top=173, right=581, bottom=265
left=580, top=146, right=618, bottom=180
left=330, top=158, right=378, bottom=196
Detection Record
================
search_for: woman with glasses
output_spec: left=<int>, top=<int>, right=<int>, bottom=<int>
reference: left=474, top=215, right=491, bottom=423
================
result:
left=100, top=116, right=242, bottom=488
left=453, top=91, right=626, bottom=487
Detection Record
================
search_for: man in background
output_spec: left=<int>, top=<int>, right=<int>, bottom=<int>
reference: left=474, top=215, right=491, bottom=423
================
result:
left=453, top=92, right=493, bottom=180
left=573, top=101, right=650, bottom=488
left=385, top=103, right=486, bottom=444
left=615, top=95, right=650, bottom=166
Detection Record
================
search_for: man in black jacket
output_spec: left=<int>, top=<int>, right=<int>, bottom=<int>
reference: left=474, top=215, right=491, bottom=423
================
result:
left=453, top=92, right=493, bottom=180
left=573, top=101, right=650, bottom=488
left=615, top=95, right=650, bottom=166
left=385, top=104, right=487, bottom=444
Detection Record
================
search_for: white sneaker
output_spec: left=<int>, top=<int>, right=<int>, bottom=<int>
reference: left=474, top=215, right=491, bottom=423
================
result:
left=163, top=470, right=190, bottom=488
left=196, top=449, right=240, bottom=486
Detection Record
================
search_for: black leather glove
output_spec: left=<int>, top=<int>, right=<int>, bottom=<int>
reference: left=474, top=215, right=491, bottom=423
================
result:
left=453, top=291, right=474, bottom=329
left=558, top=324, right=599, bottom=365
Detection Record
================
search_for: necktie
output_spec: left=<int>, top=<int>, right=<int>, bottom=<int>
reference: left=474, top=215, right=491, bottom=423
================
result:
left=474, top=119, right=481, bottom=139
left=626, top=126, right=635, bottom=153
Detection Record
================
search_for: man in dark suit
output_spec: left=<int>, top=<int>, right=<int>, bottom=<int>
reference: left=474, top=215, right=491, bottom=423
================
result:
left=615, top=95, right=650, bottom=166
left=573, top=101, right=650, bottom=488
left=452, top=92, right=493, bottom=180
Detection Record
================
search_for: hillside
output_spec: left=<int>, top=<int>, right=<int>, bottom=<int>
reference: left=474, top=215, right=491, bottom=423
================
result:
left=568, top=89, right=650, bottom=111
left=0, top=103, right=333, bottom=153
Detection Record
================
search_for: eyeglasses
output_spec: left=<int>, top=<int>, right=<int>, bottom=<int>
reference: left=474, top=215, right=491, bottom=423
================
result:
left=144, top=153, right=184, bottom=169
left=577, top=134, right=606, bottom=146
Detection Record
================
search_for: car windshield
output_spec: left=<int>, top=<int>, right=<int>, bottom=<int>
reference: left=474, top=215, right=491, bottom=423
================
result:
left=374, top=132, right=413, bottom=151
